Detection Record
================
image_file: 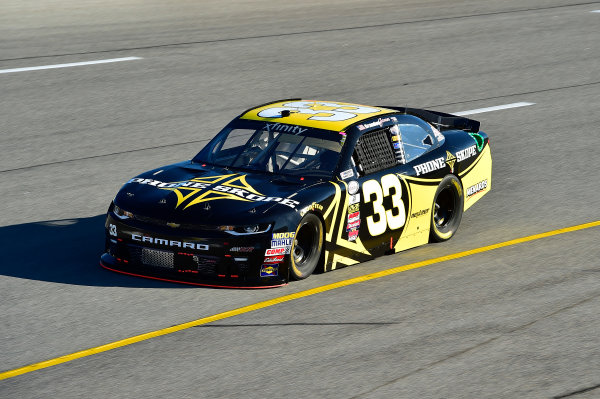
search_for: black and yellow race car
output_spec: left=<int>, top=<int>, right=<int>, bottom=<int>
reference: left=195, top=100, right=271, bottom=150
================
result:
left=101, top=100, right=491, bottom=287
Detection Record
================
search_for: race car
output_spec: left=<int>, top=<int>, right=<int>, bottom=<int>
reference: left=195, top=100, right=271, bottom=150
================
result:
left=101, top=99, right=491, bottom=287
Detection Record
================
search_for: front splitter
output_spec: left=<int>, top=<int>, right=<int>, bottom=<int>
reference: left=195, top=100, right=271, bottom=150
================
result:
left=100, top=254, right=287, bottom=289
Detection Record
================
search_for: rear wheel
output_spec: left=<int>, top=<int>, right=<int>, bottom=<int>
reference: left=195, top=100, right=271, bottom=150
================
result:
left=290, top=213, right=323, bottom=280
left=430, top=175, right=464, bottom=242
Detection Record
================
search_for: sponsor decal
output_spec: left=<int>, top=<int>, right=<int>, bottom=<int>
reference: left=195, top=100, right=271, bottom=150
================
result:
left=300, top=202, right=324, bottom=216
left=456, top=145, right=477, bottom=162
left=128, top=173, right=300, bottom=209
left=348, top=211, right=360, bottom=223
left=264, top=122, right=307, bottom=135
left=348, top=229, right=359, bottom=242
left=348, top=203, right=360, bottom=213
left=356, top=117, right=392, bottom=131
left=230, top=247, right=254, bottom=252
left=410, top=208, right=429, bottom=218
left=271, top=238, right=294, bottom=248
left=346, top=220, right=360, bottom=230
left=339, top=131, right=347, bottom=146
left=131, top=234, right=209, bottom=250
left=445, top=151, right=457, bottom=173
left=109, top=224, right=117, bottom=237
left=310, top=202, right=324, bottom=211
left=257, top=101, right=381, bottom=123
left=413, top=157, right=445, bottom=176
left=393, top=142, right=402, bottom=149
left=467, top=180, right=488, bottom=197
left=349, top=193, right=361, bottom=205
left=260, top=264, right=279, bottom=277
left=265, top=247, right=289, bottom=256
left=340, top=169, right=354, bottom=180
left=273, top=232, right=295, bottom=239
left=348, top=180, right=359, bottom=195
left=270, top=231, right=295, bottom=251
left=264, top=255, right=284, bottom=263
left=391, top=135, right=399, bottom=142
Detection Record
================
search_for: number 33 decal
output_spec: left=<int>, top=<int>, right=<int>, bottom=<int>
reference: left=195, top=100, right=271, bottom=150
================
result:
left=362, top=174, right=406, bottom=236
left=258, top=101, right=380, bottom=122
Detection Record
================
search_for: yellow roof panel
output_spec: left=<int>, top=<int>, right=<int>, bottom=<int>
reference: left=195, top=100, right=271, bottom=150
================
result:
left=241, top=100, right=397, bottom=131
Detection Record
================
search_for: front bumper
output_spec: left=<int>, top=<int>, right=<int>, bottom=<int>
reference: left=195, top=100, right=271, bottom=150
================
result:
left=102, top=214, right=288, bottom=288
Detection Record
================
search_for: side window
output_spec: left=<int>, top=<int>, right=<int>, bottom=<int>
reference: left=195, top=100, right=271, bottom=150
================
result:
left=352, top=128, right=398, bottom=176
left=395, top=123, right=435, bottom=163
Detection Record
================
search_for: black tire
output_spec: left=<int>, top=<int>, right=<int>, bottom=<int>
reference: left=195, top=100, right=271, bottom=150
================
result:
left=289, top=213, right=324, bottom=280
left=430, top=175, right=464, bottom=242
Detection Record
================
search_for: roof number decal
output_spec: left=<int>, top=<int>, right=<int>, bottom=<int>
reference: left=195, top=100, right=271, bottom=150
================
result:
left=258, top=101, right=381, bottom=122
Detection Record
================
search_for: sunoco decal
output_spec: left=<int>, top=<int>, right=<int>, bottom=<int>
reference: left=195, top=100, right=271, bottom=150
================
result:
left=260, top=264, right=279, bottom=277
left=128, top=173, right=300, bottom=209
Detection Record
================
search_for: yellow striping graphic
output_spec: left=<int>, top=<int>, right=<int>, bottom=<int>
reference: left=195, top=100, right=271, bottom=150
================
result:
left=323, top=182, right=341, bottom=242
left=460, top=145, right=492, bottom=211
left=334, top=180, right=370, bottom=255
left=1, top=220, right=599, bottom=381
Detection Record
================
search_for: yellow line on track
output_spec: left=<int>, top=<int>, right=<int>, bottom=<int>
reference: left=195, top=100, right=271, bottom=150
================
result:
left=2, top=220, right=599, bottom=381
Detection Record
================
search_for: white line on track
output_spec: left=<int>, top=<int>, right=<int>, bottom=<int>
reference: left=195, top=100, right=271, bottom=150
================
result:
left=591, top=10, right=600, bottom=13
left=0, top=57, right=142, bottom=74
left=453, top=102, right=535, bottom=116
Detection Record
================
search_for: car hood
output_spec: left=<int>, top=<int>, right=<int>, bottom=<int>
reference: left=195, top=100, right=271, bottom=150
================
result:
left=113, top=161, right=316, bottom=224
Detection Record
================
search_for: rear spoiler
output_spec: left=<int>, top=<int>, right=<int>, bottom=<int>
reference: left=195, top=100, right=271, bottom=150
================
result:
left=377, top=106, right=480, bottom=133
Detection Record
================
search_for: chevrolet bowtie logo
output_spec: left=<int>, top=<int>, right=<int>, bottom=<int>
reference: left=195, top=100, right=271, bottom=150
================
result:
left=166, top=222, right=180, bottom=228
left=160, top=174, right=263, bottom=210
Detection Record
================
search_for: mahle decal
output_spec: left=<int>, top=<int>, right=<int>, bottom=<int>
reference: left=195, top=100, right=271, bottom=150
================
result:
left=128, top=174, right=300, bottom=209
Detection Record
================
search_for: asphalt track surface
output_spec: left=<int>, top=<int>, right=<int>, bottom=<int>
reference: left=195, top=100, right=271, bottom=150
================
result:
left=1, top=1, right=599, bottom=397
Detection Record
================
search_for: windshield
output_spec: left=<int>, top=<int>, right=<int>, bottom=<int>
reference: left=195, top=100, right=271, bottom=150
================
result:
left=193, top=120, right=343, bottom=177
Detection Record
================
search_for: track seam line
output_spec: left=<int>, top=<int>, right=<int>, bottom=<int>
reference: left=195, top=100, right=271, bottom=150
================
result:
left=1, top=1, right=599, bottom=62
left=351, top=292, right=600, bottom=398
left=1, top=220, right=599, bottom=381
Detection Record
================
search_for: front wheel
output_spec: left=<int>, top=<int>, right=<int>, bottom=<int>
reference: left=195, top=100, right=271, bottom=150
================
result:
left=289, top=213, right=323, bottom=280
left=430, top=175, right=464, bottom=242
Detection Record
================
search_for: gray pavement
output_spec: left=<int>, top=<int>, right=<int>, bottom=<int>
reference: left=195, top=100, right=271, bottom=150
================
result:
left=1, top=1, right=599, bottom=398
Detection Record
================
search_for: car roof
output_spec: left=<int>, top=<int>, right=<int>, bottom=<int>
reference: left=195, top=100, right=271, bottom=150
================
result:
left=239, top=99, right=397, bottom=131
